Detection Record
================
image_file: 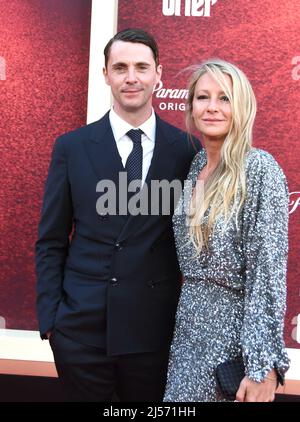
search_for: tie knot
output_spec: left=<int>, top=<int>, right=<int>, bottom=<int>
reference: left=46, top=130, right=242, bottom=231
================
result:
left=127, top=129, right=143, bottom=144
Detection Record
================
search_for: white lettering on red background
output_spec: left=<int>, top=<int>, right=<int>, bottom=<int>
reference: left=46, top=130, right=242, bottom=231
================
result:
left=0, top=56, right=6, bottom=81
left=291, top=56, right=300, bottom=81
left=289, top=191, right=300, bottom=214
left=162, top=0, right=218, bottom=17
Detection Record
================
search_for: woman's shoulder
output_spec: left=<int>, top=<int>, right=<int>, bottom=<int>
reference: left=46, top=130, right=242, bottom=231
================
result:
left=191, top=148, right=206, bottom=166
left=247, top=147, right=277, bottom=164
left=246, top=148, right=285, bottom=175
left=186, top=149, right=206, bottom=180
left=246, top=148, right=287, bottom=185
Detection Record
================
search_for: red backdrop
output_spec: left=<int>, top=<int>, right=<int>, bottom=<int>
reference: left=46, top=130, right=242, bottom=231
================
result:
left=0, top=0, right=91, bottom=329
left=118, top=0, right=300, bottom=348
left=0, top=1, right=299, bottom=351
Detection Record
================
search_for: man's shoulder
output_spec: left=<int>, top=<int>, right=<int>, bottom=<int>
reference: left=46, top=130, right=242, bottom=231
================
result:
left=158, top=114, right=196, bottom=142
left=156, top=115, right=187, bottom=139
left=55, top=112, right=110, bottom=147
left=157, top=115, right=201, bottom=150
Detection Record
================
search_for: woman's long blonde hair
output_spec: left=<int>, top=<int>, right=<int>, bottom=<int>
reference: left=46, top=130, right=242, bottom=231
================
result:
left=186, top=59, right=257, bottom=253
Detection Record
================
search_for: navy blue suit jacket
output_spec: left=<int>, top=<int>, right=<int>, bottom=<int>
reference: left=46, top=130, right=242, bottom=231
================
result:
left=36, top=112, right=199, bottom=355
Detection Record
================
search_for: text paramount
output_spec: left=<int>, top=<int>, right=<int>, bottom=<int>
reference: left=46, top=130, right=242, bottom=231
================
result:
left=154, top=80, right=187, bottom=112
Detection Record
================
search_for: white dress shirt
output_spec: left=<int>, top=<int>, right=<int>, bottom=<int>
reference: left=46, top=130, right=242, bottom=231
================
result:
left=109, top=108, right=156, bottom=186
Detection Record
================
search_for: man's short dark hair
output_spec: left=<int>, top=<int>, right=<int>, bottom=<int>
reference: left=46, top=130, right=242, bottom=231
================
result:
left=104, top=28, right=159, bottom=68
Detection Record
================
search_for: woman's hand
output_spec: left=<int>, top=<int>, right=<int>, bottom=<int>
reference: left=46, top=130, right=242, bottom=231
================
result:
left=235, top=369, right=277, bottom=402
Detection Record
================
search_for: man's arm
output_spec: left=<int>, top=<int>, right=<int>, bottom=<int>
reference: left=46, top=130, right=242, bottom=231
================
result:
left=36, top=137, right=73, bottom=339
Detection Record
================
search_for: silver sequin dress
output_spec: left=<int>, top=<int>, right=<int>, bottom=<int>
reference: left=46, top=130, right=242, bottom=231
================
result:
left=164, top=148, right=290, bottom=402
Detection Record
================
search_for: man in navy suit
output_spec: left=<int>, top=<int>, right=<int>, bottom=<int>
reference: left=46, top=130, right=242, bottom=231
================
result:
left=36, top=28, right=199, bottom=401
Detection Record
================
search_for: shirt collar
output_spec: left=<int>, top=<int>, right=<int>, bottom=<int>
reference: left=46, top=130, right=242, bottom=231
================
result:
left=109, top=108, right=156, bottom=143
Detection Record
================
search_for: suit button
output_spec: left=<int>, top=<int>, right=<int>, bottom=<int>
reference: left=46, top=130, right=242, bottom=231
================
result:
left=115, top=242, right=123, bottom=251
left=110, top=277, right=118, bottom=286
left=99, top=214, right=109, bottom=221
left=147, top=280, right=155, bottom=288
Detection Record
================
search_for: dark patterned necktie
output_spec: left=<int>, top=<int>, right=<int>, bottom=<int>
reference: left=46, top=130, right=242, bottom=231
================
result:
left=125, top=129, right=143, bottom=184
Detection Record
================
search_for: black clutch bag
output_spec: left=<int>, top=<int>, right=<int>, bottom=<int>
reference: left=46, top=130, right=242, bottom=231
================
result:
left=215, top=357, right=245, bottom=401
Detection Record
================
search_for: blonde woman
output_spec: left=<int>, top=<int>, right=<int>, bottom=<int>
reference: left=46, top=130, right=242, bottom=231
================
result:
left=164, top=60, right=290, bottom=402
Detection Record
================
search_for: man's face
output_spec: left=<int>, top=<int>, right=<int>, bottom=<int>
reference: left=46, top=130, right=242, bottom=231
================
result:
left=103, top=41, right=162, bottom=118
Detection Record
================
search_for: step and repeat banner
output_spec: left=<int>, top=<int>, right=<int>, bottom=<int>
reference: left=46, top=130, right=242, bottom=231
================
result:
left=0, top=0, right=299, bottom=353
left=119, top=0, right=300, bottom=349
left=0, top=0, right=91, bottom=329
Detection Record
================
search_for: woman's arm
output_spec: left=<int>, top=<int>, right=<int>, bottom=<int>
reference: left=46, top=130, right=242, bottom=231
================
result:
left=239, top=150, right=290, bottom=401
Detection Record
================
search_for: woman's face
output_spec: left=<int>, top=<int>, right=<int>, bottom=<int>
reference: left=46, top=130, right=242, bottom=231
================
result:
left=192, top=72, right=233, bottom=144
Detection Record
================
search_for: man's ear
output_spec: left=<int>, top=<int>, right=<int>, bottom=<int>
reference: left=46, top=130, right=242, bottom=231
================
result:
left=103, top=67, right=110, bottom=85
left=156, top=64, right=162, bottom=84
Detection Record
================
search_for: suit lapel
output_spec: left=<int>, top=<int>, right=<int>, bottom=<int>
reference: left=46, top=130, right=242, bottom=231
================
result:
left=83, top=112, right=124, bottom=185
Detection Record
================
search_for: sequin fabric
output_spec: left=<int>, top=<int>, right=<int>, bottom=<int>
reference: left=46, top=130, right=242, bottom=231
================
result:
left=164, top=148, right=290, bottom=402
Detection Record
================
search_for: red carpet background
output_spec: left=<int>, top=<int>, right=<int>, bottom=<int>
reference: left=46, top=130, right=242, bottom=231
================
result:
left=0, top=1, right=299, bottom=350
left=118, top=0, right=300, bottom=348
left=0, top=0, right=91, bottom=329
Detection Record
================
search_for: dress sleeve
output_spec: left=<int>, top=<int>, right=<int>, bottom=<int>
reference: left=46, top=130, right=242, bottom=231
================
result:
left=241, top=150, right=290, bottom=382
